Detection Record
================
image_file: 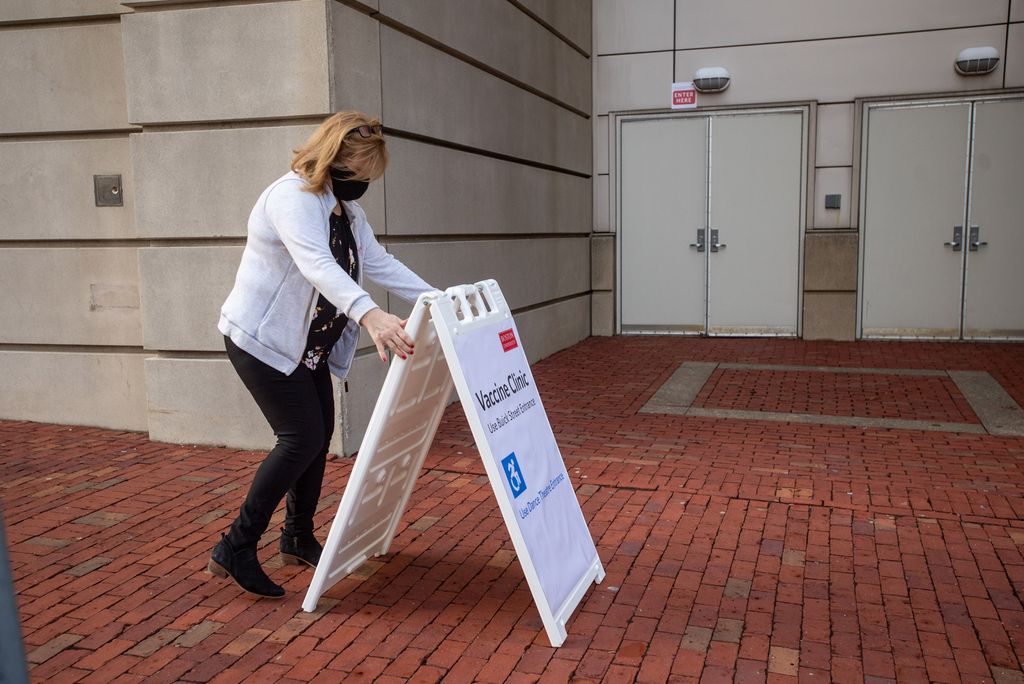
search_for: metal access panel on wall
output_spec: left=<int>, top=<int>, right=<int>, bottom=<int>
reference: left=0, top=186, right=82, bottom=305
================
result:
left=616, top=107, right=806, bottom=336
left=304, top=281, right=604, bottom=648
left=859, top=95, right=1024, bottom=340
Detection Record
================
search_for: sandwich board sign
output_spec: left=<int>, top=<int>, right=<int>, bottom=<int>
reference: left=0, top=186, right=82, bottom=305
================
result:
left=303, top=280, right=604, bottom=646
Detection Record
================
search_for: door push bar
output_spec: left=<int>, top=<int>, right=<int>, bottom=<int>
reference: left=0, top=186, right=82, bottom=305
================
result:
left=690, top=228, right=727, bottom=253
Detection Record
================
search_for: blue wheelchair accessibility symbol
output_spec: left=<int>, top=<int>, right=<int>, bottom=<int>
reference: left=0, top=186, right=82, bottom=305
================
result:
left=501, top=452, right=527, bottom=499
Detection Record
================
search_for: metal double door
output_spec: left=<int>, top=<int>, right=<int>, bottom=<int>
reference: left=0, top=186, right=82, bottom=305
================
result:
left=619, top=109, right=805, bottom=335
left=860, top=97, right=1024, bottom=339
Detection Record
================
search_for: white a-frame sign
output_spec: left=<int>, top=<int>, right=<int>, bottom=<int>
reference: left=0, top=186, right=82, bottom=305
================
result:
left=303, top=280, right=604, bottom=646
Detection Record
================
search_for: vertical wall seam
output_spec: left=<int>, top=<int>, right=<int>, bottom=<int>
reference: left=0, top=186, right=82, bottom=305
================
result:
left=325, top=0, right=335, bottom=112
left=1004, top=0, right=1011, bottom=89
left=672, top=0, right=677, bottom=82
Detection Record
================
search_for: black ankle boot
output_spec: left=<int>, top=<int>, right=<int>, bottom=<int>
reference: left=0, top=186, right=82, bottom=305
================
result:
left=279, top=528, right=322, bottom=568
left=207, top=534, right=284, bottom=598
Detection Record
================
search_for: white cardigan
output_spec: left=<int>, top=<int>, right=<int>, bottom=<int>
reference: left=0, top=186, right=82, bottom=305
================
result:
left=219, top=171, right=433, bottom=378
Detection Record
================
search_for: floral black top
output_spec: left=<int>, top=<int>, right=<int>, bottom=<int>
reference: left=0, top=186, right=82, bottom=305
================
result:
left=301, top=209, right=359, bottom=371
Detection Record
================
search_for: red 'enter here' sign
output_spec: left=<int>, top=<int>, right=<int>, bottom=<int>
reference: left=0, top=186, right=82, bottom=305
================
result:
left=671, top=82, right=697, bottom=109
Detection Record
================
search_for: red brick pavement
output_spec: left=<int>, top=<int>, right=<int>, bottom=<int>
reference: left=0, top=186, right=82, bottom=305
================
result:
left=3, top=337, right=1024, bottom=683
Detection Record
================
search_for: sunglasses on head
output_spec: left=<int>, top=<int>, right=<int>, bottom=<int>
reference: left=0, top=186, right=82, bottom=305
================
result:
left=347, top=124, right=382, bottom=138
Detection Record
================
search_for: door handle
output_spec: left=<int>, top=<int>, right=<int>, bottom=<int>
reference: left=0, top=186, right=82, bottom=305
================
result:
left=968, top=225, right=987, bottom=251
left=944, top=225, right=963, bottom=251
left=710, top=228, right=726, bottom=252
left=689, top=228, right=706, bottom=252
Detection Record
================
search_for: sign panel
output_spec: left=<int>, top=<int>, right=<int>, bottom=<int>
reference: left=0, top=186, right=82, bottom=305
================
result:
left=447, top=315, right=599, bottom=617
left=303, top=295, right=454, bottom=613
left=671, top=81, right=697, bottom=109
left=304, top=281, right=603, bottom=647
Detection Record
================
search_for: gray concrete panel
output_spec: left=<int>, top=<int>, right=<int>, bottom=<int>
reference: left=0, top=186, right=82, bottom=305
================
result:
left=138, top=246, right=239, bottom=351
left=130, top=125, right=316, bottom=238
left=512, top=293, right=590, bottom=364
left=681, top=407, right=985, bottom=434
left=803, top=233, right=858, bottom=291
left=802, top=292, right=856, bottom=341
left=122, top=1, right=331, bottom=124
left=0, top=351, right=147, bottom=431
left=0, top=23, right=130, bottom=134
left=339, top=351, right=389, bottom=456
left=383, top=138, right=590, bottom=236
left=813, top=168, right=852, bottom=229
left=0, top=248, right=141, bottom=345
left=716, top=362, right=947, bottom=377
left=146, top=357, right=272, bottom=450
left=138, top=246, right=387, bottom=352
left=591, top=234, right=614, bottom=290
left=380, top=28, right=590, bottom=174
left=145, top=356, right=343, bottom=452
left=0, top=136, right=135, bottom=240
left=591, top=290, right=614, bottom=336
left=1014, top=1, right=1024, bottom=22
left=593, top=174, right=610, bottom=232
left=123, top=0, right=220, bottom=5
left=675, top=0, right=1008, bottom=49
left=514, top=0, right=591, bottom=53
left=329, top=1, right=382, bottom=117
left=594, top=116, right=609, bottom=175
left=378, top=0, right=589, bottom=113
left=386, top=237, right=590, bottom=315
left=673, top=27, right=1006, bottom=106
left=359, top=178, right=387, bottom=236
left=594, top=51, right=673, bottom=115
left=642, top=362, right=718, bottom=411
left=816, top=103, right=855, bottom=167
left=594, top=0, right=673, bottom=54
left=0, top=0, right=126, bottom=23
left=1007, top=24, right=1024, bottom=87
left=948, top=371, right=1024, bottom=436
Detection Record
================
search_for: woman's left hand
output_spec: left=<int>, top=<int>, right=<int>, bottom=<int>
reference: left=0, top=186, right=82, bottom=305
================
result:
left=360, top=307, right=415, bottom=362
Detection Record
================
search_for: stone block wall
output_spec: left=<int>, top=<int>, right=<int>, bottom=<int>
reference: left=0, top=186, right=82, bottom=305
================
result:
left=0, top=0, right=593, bottom=453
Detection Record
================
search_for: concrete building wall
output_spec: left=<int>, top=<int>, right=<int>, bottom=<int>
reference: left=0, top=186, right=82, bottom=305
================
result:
left=0, top=6, right=143, bottom=432
left=594, top=0, right=1022, bottom=340
left=1, top=0, right=593, bottom=454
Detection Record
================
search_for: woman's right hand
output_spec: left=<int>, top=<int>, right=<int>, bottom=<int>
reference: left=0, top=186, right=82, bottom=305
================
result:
left=360, top=307, right=415, bottom=362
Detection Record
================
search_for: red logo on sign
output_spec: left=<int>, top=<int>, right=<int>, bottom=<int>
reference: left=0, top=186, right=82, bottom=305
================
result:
left=499, top=329, right=518, bottom=352
left=672, top=88, right=696, bottom=106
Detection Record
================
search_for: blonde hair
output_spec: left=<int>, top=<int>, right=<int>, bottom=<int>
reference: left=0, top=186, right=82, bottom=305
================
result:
left=291, top=111, right=388, bottom=194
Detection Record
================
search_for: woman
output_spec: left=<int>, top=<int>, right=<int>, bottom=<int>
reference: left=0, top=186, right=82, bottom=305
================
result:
left=210, top=111, right=435, bottom=598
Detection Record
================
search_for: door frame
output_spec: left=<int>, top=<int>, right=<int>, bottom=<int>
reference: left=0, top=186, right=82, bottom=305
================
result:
left=612, top=105, right=810, bottom=336
left=856, top=93, right=1024, bottom=340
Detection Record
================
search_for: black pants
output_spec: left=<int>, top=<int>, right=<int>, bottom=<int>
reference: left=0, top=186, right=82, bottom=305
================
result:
left=224, top=336, right=333, bottom=549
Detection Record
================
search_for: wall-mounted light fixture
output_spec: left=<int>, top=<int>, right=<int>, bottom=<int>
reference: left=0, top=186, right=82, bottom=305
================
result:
left=955, top=47, right=999, bottom=75
left=693, top=67, right=730, bottom=93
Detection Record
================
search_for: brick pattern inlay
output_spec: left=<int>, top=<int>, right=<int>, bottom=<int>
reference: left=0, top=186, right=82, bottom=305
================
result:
left=3, top=336, right=1024, bottom=683
left=694, top=368, right=981, bottom=424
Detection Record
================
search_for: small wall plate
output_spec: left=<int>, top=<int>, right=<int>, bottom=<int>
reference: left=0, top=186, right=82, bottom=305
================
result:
left=94, top=174, right=123, bottom=207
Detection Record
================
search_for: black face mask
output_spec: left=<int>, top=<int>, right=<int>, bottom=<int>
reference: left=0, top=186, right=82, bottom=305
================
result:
left=329, top=168, right=369, bottom=201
